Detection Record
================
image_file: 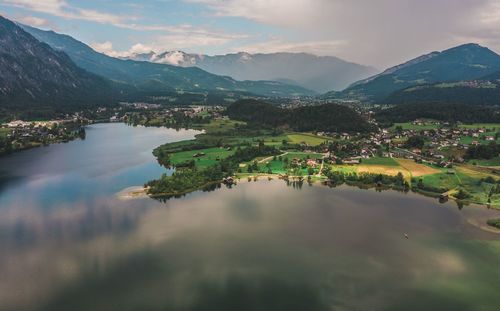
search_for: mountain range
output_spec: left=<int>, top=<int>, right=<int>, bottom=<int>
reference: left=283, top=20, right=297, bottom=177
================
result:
left=3, top=12, right=500, bottom=120
left=19, top=23, right=313, bottom=98
left=327, top=43, right=500, bottom=102
left=123, top=51, right=377, bottom=93
left=0, top=15, right=119, bottom=118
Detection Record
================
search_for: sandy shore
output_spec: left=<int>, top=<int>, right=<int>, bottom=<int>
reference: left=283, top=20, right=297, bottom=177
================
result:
left=116, top=186, right=149, bottom=200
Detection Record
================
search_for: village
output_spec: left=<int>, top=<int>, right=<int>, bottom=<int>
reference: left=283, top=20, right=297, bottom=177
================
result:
left=0, top=117, right=88, bottom=155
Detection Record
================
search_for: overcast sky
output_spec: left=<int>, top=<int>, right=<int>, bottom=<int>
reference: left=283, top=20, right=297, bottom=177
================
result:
left=1, top=0, right=500, bottom=69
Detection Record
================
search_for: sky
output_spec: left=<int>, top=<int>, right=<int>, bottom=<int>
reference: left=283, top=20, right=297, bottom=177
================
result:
left=1, top=0, right=500, bottom=69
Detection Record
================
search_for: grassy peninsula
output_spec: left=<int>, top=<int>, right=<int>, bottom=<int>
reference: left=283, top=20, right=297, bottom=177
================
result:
left=143, top=100, right=500, bottom=209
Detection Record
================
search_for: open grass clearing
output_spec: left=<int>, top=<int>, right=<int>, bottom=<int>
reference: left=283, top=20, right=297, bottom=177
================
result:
left=470, top=157, right=500, bottom=167
left=458, top=123, right=500, bottom=130
left=286, top=133, right=332, bottom=146
left=390, top=122, right=440, bottom=130
left=169, top=147, right=235, bottom=169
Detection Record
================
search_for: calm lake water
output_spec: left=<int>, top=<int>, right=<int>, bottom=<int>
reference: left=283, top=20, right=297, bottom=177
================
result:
left=1, top=123, right=500, bottom=310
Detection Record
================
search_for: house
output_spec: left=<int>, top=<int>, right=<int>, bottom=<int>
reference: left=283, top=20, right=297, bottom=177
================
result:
left=306, top=159, right=318, bottom=167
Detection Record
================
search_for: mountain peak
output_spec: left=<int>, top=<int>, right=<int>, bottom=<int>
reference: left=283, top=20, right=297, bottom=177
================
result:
left=443, top=42, right=498, bottom=55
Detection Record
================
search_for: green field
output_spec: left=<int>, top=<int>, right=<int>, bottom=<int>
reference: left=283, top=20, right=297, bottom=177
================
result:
left=391, top=122, right=440, bottom=130
left=362, top=157, right=400, bottom=166
left=287, top=133, right=332, bottom=146
left=249, top=152, right=324, bottom=175
left=472, top=157, right=500, bottom=167
left=284, top=152, right=324, bottom=160
left=193, top=119, right=246, bottom=134
left=458, top=123, right=500, bottom=130
left=169, top=147, right=236, bottom=169
left=0, top=128, right=10, bottom=138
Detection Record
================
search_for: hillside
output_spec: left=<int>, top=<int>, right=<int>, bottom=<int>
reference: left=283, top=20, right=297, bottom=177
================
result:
left=376, top=102, right=500, bottom=125
left=125, top=51, right=377, bottom=93
left=0, top=15, right=117, bottom=118
left=20, top=25, right=314, bottom=97
left=227, top=99, right=374, bottom=133
left=329, top=43, right=500, bottom=101
left=383, top=80, right=500, bottom=106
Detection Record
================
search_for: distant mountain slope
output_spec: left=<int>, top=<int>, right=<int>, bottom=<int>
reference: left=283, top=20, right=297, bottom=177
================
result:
left=0, top=15, right=115, bottom=116
left=330, top=43, right=500, bottom=101
left=21, top=25, right=314, bottom=97
left=124, top=51, right=377, bottom=93
left=376, top=102, right=500, bottom=124
left=384, top=80, right=500, bottom=106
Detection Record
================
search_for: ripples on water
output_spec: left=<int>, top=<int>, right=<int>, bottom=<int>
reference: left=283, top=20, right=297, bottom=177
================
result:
left=0, top=123, right=499, bottom=310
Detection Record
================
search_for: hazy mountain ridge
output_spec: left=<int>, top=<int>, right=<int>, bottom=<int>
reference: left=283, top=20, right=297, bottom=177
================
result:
left=124, top=51, right=377, bottom=93
left=20, top=24, right=314, bottom=97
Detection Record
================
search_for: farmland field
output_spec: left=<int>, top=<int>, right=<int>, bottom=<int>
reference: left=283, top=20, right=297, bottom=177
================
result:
left=287, top=133, right=332, bottom=146
left=395, top=158, right=441, bottom=177
left=472, top=157, right=500, bottom=167
left=362, top=156, right=399, bottom=166
left=169, top=147, right=236, bottom=169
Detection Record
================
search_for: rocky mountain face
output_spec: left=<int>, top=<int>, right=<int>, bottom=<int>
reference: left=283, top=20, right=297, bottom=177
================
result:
left=0, top=15, right=113, bottom=113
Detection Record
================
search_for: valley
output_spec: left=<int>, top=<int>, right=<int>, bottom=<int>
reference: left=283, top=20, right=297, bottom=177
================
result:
left=1, top=6, right=500, bottom=310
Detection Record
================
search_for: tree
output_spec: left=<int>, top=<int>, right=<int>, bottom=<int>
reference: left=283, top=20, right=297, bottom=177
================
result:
left=455, top=188, right=471, bottom=200
left=405, top=136, right=425, bottom=149
left=307, top=167, right=315, bottom=176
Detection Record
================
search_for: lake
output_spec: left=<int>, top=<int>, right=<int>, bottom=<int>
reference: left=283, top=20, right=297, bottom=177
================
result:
left=1, top=123, right=500, bottom=310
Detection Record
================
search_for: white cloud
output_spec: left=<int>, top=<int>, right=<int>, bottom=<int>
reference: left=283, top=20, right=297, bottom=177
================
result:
left=186, top=0, right=322, bottom=27
left=17, top=15, right=50, bottom=27
left=91, top=30, right=247, bottom=58
left=90, top=41, right=116, bottom=55
left=188, top=0, right=500, bottom=67
left=1, top=0, right=133, bottom=27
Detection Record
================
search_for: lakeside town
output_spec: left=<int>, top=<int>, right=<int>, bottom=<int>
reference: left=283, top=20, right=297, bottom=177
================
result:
left=2, top=102, right=498, bottom=167
left=2, top=102, right=499, bottom=212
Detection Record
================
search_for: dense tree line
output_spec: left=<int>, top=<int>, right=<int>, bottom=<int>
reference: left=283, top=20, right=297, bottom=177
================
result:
left=226, top=99, right=374, bottom=133
left=383, top=82, right=500, bottom=106
left=324, top=169, right=409, bottom=189
left=404, top=136, right=426, bottom=149
left=465, top=142, right=499, bottom=160
left=376, top=102, right=500, bottom=126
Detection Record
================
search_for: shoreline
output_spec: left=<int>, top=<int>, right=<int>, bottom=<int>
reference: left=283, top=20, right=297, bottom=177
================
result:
left=118, top=173, right=500, bottom=209
left=117, top=176, right=500, bottom=235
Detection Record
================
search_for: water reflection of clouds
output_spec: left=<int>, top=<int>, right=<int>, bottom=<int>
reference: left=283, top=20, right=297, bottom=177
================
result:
left=0, top=179, right=499, bottom=309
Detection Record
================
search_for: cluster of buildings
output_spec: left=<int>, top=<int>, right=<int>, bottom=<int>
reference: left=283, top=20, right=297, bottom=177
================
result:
left=1, top=118, right=85, bottom=151
left=309, top=120, right=498, bottom=167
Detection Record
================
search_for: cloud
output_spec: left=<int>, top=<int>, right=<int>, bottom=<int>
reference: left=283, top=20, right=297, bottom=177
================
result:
left=90, top=41, right=117, bottom=55
left=186, top=0, right=321, bottom=27
left=188, top=0, right=500, bottom=67
left=92, top=30, right=244, bottom=58
left=16, top=15, right=50, bottom=27
left=1, top=0, right=133, bottom=27
left=90, top=41, right=152, bottom=58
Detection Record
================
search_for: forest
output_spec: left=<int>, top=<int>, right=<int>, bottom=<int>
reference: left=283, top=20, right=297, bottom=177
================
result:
left=226, top=99, right=374, bottom=132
